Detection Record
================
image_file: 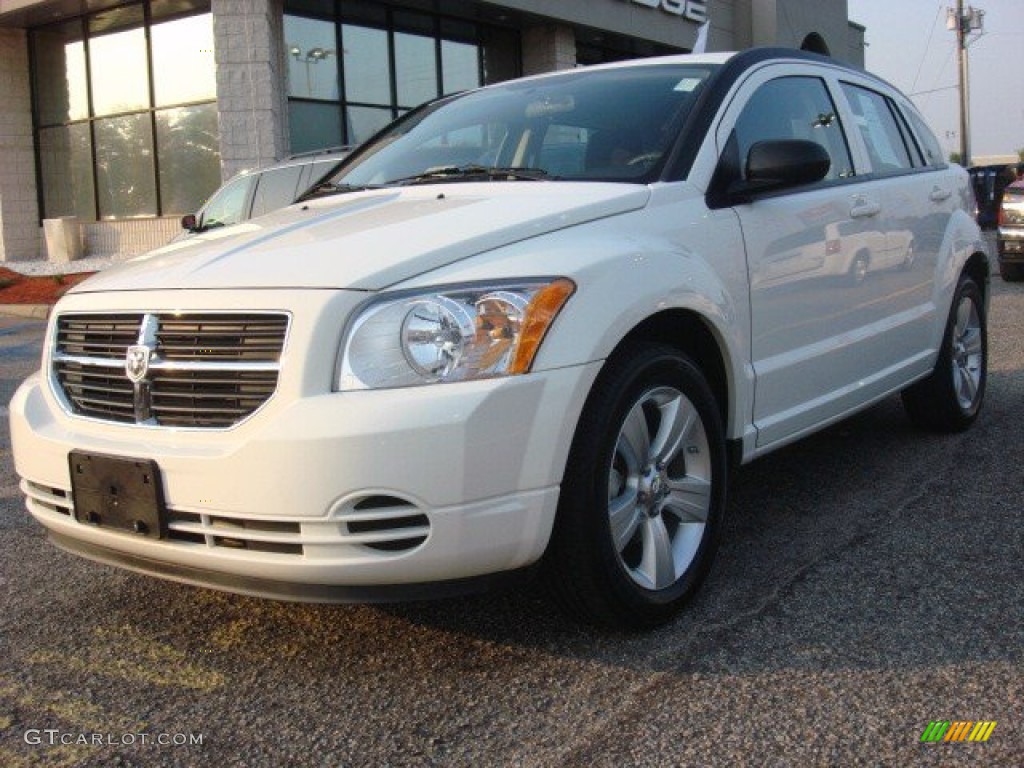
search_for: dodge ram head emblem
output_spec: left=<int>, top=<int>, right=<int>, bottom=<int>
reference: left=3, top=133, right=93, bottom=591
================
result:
left=125, top=345, right=152, bottom=383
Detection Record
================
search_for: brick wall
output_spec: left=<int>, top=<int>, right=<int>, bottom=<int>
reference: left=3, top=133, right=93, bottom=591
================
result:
left=0, top=28, right=42, bottom=262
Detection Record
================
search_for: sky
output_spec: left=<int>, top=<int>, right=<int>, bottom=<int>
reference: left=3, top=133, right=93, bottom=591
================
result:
left=848, top=0, right=1024, bottom=163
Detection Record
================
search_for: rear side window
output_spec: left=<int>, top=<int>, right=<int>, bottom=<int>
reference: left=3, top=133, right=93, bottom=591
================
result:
left=903, top=109, right=946, bottom=167
left=250, top=165, right=305, bottom=219
left=841, top=84, right=913, bottom=174
left=732, top=76, right=854, bottom=182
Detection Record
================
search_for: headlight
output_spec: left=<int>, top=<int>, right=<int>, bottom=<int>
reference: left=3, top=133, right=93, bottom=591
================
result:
left=337, top=278, right=575, bottom=390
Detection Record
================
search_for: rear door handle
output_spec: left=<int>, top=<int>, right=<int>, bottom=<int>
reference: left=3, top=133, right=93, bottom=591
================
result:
left=930, top=187, right=952, bottom=202
left=850, top=198, right=881, bottom=218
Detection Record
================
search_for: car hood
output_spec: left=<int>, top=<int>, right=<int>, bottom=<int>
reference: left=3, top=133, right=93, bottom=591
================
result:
left=71, top=183, right=650, bottom=294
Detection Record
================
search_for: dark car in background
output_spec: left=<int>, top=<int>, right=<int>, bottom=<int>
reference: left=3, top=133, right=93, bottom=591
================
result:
left=175, top=147, right=350, bottom=240
left=968, top=163, right=1016, bottom=229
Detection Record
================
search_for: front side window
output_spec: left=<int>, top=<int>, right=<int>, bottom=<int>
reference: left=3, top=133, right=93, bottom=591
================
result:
left=199, top=176, right=253, bottom=230
left=732, top=76, right=854, bottom=182
left=330, top=65, right=715, bottom=188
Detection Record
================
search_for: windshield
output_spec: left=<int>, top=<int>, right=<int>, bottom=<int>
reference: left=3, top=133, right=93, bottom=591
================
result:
left=326, top=64, right=717, bottom=190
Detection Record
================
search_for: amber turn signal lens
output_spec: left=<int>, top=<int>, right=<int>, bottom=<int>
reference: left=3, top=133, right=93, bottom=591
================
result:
left=510, top=278, right=576, bottom=374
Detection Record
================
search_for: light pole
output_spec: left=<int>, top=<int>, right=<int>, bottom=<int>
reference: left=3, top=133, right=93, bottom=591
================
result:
left=947, top=2, right=985, bottom=166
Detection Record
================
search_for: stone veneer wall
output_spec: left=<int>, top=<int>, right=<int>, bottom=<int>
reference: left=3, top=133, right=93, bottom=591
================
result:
left=212, top=0, right=289, bottom=183
left=0, top=28, right=41, bottom=262
left=83, top=218, right=183, bottom=258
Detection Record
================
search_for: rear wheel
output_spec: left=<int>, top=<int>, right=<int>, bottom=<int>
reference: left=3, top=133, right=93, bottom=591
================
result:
left=544, top=343, right=727, bottom=629
left=902, top=274, right=986, bottom=431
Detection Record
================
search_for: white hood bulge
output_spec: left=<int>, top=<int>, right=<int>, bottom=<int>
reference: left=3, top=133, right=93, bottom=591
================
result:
left=74, top=183, right=650, bottom=294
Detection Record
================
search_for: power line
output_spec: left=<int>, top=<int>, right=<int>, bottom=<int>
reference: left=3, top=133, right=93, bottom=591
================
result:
left=911, top=4, right=946, bottom=95
left=909, top=84, right=958, bottom=97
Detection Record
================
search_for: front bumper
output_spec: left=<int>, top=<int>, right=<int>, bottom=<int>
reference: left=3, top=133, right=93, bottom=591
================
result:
left=9, top=289, right=600, bottom=598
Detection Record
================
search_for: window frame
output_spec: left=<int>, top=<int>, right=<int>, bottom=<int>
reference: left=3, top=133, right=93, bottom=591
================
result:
left=283, top=0, right=518, bottom=152
left=28, top=0, right=218, bottom=222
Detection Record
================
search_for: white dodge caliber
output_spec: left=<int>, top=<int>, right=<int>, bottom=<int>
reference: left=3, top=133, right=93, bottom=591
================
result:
left=10, top=49, right=989, bottom=628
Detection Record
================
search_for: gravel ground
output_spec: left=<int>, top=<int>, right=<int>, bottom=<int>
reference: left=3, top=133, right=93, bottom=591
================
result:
left=0, top=250, right=1020, bottom=767
left=4, top=254, right=130, bottom=277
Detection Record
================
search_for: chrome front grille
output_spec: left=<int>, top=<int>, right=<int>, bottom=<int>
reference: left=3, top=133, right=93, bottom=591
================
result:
left=52, top=312, right=289, bottom=429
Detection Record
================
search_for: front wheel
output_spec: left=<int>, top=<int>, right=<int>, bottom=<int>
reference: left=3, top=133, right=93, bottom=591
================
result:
left=544, top=343, right=727, bottom=629
left=902, top=274, right=987, bottom=431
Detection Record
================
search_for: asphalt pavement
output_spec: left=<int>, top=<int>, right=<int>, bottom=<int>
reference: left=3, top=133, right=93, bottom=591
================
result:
left=0, top=273, right=1021, bottom=767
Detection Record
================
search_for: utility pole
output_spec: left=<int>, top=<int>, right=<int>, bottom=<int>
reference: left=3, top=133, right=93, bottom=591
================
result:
left=948, top=2, right=985, bottom=166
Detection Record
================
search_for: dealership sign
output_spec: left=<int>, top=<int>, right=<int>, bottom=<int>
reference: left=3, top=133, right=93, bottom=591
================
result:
left=621, top=0, right=708, bottom=24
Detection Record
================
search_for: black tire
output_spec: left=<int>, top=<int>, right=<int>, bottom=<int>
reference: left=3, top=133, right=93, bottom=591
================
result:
left=999, top=262, right=1024, bottom=282
left=543, top=343, right=727, bottom=629
left=902, top=274, right=987, bottom=431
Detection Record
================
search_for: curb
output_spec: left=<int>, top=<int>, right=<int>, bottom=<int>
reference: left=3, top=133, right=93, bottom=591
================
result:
left=0, top=304, right=51, bottom=320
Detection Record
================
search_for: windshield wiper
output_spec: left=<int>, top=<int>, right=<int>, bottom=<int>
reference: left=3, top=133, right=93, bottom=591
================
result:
left=387, top=164, right=552, bottom=186
left=300, top=180, right=382, bottom=201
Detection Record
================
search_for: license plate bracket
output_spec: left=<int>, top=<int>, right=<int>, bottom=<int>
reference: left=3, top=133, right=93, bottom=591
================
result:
left=69, top=451, right=167, bottom=539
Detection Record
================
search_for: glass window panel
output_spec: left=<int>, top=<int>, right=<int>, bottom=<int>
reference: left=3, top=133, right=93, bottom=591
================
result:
left=199, top=174, right=254, bottom=229
left=395, top=32, right=437, bottom=108
left=337, top=0, right=387, bottom=25
left=152, top=13, right=216, bottom=106
left=289, top=100, right=342, bottom=153
left=440, top=19, right=477, bottom=43
left=284, top=15, right=339, bottom=100
left=480, top=27, right=519, bottom=85
left=346, top=105, right=393, bottom=144
left=734, top=77, right=853, bottom=181
left=393, top=11, right=433, bottom=36
left=840, top=84, right=913, bottom=173
left=342, top=24, right=390, bottom=105
left=156, top=103, right=221, bottom=215
left=32, top=21, right=89, bottom=125
left=283, top=0, right=336, bottom=19
left=906, top=109, right=945, bottom=167
left=94, top=114, right=157, bottom=218
left=442, top=40, right=479, bottom=94
left=89, top=6, right=149, bottom=115
left=150, top=0, right=212, bottom=22
left=38, top=124, right=95, bottom=220
left=250, top=165, right=305, bottom=218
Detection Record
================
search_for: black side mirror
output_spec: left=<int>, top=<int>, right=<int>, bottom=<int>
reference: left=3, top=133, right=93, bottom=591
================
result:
left=181, top=213, right=198, bottom=231
left=718, top=139, right=832, bottom=205
left=747, top=139, right=831, bottom=188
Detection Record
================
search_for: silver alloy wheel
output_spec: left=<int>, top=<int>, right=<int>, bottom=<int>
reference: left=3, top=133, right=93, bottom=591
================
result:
left=951, top=294, right=984, bottom=410
left=607, top=386, right=712, bottom=591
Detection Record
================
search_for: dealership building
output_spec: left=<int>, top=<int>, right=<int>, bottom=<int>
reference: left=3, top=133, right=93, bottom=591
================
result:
left=0, top=0, right=865, bottom=263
